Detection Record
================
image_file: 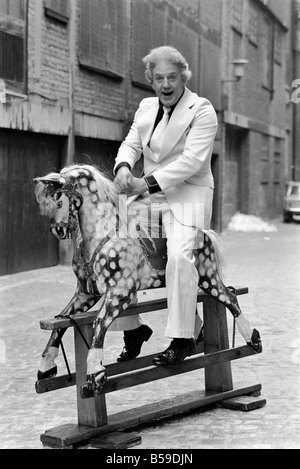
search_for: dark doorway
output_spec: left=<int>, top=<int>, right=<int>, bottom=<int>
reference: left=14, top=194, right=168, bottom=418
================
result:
left=0, top=129, right=63, bottom=275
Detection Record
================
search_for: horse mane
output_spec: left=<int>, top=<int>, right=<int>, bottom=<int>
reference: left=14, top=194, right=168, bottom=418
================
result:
left=61, top=164, right=119, bottom=205
left=35, top=163, right=159, bottom=243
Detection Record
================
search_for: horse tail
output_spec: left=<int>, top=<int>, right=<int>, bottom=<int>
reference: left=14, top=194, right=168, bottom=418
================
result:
left=203, top=229, right=225, bottom=281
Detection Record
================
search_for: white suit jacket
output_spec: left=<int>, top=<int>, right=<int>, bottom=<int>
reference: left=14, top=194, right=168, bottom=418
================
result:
left=114, top=87, right=218, bottom=228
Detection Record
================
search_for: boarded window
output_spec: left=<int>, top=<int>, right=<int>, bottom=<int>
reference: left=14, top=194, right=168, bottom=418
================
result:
left=79, top=0, right=128, bottom=79
left=132, top=2, right=200, bottom=92
left=169, top=19, right=199, bottom=93
left=0, top=0, right=25, bottom=92
left=44, top=0, right=69, bottom=23
left=132, top=1, right=166, bottom=88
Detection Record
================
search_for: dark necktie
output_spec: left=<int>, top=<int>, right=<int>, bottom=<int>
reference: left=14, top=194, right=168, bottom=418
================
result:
left=150, top=106, right=171, bottom=157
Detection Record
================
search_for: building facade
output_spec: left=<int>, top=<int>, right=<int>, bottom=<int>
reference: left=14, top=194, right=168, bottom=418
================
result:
left=0, top=0, right=222, bottom=274
left=219, top=0, right=295, bottom=229
left=0, top=0, right=297, bottom=275
left=293, top=0, right=300, bottom=181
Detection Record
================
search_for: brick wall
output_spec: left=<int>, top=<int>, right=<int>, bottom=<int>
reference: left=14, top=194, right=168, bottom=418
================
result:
left=26, top=0, right=222, bottom=135
left=27, top=0, right=70, bottom=104
left=74, top=0, right=130, bottom=123
left=224, top=0, right=288, bottom=130
left=221, top=0, right=293, bottom=222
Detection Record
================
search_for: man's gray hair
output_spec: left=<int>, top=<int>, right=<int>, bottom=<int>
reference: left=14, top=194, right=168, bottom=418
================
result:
left=142, top=46, right=192, bottom=85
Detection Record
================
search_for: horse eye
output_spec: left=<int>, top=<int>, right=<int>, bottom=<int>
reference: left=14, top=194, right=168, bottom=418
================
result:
left=57, top=201, right=62, bottom=208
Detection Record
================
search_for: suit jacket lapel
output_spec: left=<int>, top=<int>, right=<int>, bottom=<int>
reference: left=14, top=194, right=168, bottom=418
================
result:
left=136, top=88, right=200, bottom=163
left=137, top=99, right=159, bottom=157
left=159, top=88, right=199, bottom=159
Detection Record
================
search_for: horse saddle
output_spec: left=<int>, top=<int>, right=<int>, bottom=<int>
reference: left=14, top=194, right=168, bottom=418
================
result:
left=140, top=236, right=167, bottom=272
left=135, top=201, right=167, bottom=272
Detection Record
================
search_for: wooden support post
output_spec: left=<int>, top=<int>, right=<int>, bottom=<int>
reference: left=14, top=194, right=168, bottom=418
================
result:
left=74, top=323, right=107, bottom=427
left=203, top=299, right=233, bottom=393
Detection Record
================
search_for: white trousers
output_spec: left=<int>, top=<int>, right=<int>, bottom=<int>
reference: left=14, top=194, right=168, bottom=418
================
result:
left=109, top=194, right=205, bottom=338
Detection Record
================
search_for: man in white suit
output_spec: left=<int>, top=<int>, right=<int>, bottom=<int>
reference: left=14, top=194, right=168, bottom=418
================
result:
left=113, top=46, right=218, bottom=366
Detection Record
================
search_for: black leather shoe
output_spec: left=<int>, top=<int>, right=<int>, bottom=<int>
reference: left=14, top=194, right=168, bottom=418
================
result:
left=247, top=328, right=262, bottom=353
left=152, top=338, right=196, bottom=366
left=117, top=324, right=153, bottom=362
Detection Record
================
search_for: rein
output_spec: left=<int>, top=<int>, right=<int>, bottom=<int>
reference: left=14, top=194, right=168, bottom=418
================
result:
left=50, top=183, right=83, bottom=239
left=50, top=180, right=121, bottom=294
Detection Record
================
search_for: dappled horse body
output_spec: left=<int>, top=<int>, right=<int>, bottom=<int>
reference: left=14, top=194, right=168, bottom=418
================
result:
left=34, top=164, right=262, bottom=397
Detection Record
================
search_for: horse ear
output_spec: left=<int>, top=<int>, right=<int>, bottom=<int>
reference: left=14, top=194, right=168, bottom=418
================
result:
left=33, top=176, right=66, bottom=198
left=33, top=176, right=66, bottom=186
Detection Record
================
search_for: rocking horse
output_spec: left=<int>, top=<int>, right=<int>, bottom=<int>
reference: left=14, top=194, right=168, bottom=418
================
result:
left=34, top=163, right=262, bottom=398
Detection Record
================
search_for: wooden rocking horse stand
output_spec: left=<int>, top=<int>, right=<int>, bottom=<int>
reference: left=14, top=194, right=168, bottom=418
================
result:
left=36, top=286, right=266, bottom=449
left=33, top=164, right=265, bottom=448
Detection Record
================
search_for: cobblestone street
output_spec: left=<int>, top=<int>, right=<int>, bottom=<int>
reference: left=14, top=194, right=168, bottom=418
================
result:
left=0, top=218, right=300, bottom=449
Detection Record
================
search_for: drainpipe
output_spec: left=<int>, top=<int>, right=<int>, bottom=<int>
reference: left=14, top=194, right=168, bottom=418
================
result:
left=60, top=2, right=76, bottom=265
left=66, top=2, right=76, bottom=167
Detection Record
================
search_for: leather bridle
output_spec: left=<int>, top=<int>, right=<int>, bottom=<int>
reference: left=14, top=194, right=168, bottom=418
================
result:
left=48, top=183, right=83, bottom=239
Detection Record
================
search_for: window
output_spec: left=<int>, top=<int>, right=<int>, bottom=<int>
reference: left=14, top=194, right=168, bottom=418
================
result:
left=231, top=0, right=243, bottom=34
left=261, top=16, right=274, bottom=92
left=248, top=3, right=258, bottom=46
left=0, top=0, right=26, bottom=93
left=274, top=24, right=282, bottom=65
left=44, top=0, right=69, bottom=23
left=132, top=0, right=166, bottom=89
left=132, top=2, right=199, bottom=92
left=273, top=137, right=281, bottom=184
left=79, top=0, right=128, bottom=79
left=0, top=0, right=24, bottom=19
left=169, top=19, right=199, bottom=93
left=232, top=28, right=243, bottom=60
left=260, top=134, right=269, bottom=184
left=290, top=185, right=299, bottom=197
left=200, top=37, right=221, bottom=109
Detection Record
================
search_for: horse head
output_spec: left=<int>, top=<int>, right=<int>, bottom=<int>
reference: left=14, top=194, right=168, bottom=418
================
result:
left=34, top=174, right=83, bottom=240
